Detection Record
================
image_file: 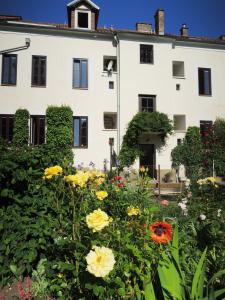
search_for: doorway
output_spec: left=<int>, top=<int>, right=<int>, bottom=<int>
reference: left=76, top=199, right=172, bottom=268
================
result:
left=139, top=144, right=156, bottom=178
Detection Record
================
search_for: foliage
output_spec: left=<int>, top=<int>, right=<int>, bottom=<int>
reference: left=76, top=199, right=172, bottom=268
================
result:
left=119, top=112, right=173, bottom=167
left=46, top=105, right=73, bottom=162
left=213, top=118, right=225, bottom=177
left=171, top=126, right=204, bottom=180
left=13, top=109, right=29, bottom=147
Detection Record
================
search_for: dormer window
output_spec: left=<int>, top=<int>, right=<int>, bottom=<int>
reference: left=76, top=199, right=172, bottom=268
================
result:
left=78, top=11, right=88, bottom=28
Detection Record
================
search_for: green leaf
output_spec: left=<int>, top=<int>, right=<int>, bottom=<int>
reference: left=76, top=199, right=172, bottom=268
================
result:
left=144, top=276, right=156, bottom=300
left=10, top=264, right=17, bottom=275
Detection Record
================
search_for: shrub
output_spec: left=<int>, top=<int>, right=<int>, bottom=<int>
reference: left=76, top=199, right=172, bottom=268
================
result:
left=13, top=109, right=29, bottom=147
left=46, top=106, right=73, bottom=163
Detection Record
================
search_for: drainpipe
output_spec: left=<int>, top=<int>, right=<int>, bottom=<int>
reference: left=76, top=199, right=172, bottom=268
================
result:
left=113, top=33, right=120, bottom=156
left=0, top=38, right=31, bottom=55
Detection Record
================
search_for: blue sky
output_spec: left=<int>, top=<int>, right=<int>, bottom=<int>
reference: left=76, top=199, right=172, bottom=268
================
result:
left=0, top=0, right=225, bottom=38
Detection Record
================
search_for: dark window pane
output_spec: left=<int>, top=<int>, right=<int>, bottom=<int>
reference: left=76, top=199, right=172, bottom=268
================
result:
left=73, top=117, right=88, bottom=147
left=140, top=45, right=153, bottom=64
left=2, top=55, right=17, bottom=85
left=0, top=115, right=14, bottom=142
left=78, top=12, right=88, bottom=28
left=32, top=56, right=46, bottom=86
left=31, top=116, right=45, bottom=145
left=139, top=95, right=155, bottom=112
left=198, top=68, right=211, bottom=95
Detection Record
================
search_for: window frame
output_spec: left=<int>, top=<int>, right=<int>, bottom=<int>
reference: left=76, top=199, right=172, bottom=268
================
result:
left=103, top=112, right=117, bottom=130
left=172, top=61, right=185, bottom=78
left=31, top=55, right=47, bottom=87
left=198, top=67, right=212, bottom=96
left=139, top=95, right=156, bottom=112
left=73, top=116, right=88, bottom=148
left=1, top=54, right=17, bottom=86
left=72, top=58, right=88, bottom=89
left=30, top=115, right=46, bottom=146
left=103, top=56, right=117, bottom=72
left=75, top=9, right=91, bottom=30
left=173, top=115, right=186, bottom=132
left=0, top=114, right=14, bottom=143
left=140, top=44, right=154, bottom=64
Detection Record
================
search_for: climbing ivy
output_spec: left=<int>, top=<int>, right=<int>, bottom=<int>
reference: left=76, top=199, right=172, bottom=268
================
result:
left=119, top=112, right=173, bottom=167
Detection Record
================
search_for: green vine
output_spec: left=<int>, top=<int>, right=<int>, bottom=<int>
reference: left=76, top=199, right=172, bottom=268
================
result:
left=119, top=112, right=173, bottom=167
left=13, top=109, right=29, bottom=147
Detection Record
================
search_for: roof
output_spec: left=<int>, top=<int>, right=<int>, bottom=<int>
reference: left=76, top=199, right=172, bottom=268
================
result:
left=1, top=19, right=225, bottom=47
left=67, top=0, right=100, bottom=10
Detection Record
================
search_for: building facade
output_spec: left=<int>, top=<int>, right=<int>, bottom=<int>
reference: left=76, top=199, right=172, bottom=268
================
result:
left=0, top=0, right=225, bottom=177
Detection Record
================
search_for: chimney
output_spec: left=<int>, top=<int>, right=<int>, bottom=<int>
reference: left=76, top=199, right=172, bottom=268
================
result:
left=136, top=22, right=152, bottom=33
left=154, top=9, right=164, bottom=35
left=219, top=35, right=225, bottom=41
left=180, top=24, right=189, bottom=37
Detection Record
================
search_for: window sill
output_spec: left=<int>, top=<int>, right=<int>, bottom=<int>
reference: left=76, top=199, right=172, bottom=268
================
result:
left=199, top=94, right=212, bottom=97
left=1, top=83, right=17, bottom=86
left=31, top=85, right=46, bottom=88
left=102, top=71, right=117, bottom=74
left=102, top=129, right=117, bottom=131
left=140, top=62, right=154, bottom=65
left=173, top=76, right=185, bottom=79
left=174, top=130, right=186, bottom=133
left=73, top=87, right=88, bottom=90
left=72, top=146, right=88, bottom=149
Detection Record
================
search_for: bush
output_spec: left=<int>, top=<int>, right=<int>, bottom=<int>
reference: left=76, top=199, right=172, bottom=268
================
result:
left=46, top=106, right=73, bottom=163
left=13, top=109, right=29, bottom=147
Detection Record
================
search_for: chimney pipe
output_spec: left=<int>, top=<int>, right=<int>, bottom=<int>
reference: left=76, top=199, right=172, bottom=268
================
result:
left=154, top=9, right=164, bottom=35
left=136, top=22, right=152, bottom=33
left=180, top=24, right=189, bottom=37
left=219, top=35, right=225, bottom=41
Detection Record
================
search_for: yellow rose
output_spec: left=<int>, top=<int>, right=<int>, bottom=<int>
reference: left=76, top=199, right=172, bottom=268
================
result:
left=64, top=171, right=89, bottom=188
left=95, top=177, right=105, bottom=186
left=43, top=165, right=62, bottom=180
left=86, top=209, right=112, bottom=232
left=127, top=206, right=140, bottom=216
left=96, top=191, right=108, bottom=201
left=86, top=246, right=115, bottom=277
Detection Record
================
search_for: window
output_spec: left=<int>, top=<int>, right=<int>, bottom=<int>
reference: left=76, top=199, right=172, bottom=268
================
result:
left=139, top=95, right=156, bottom=112
left=0, top=114, right=14, bottom=143
left=73, top=59, right=88, bottom=88
left=140, top=44, right=153, bottom=64
left=174, top=115, right=186, bottom=131
left=200, top=120, right=213, bottom=142
left=77, top=11, right=89, bottom=28
left=103, top=57, right=117, bottom=72
left=198, top=68, right=212, bottom=95
left=109, top=81, right=114, bottom=89
left=104, top=113, right=117, bottom=129
left=172, top=61, right=185, bottom=77
left=31, top=56, right=47, bottom=86
left=1, top=54, right=17, bottom=85
left=30, top=116, right=45, bottom=145
left=177, top=138, right=182, bottom=145
left=176, top=84, right=180, bottom=91
left=73, top=117, right=88, bottom=147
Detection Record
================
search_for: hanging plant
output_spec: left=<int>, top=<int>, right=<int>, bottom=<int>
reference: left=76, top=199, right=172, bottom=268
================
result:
left=119, top=112, right=173, bottom=167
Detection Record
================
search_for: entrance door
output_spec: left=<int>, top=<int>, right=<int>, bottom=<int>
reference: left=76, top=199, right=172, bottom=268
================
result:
left=139, top=144, right=156, bottom=178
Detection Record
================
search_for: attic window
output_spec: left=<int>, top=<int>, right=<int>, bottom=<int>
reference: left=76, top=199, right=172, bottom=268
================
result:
left=78, top=12, right=88, bottom=28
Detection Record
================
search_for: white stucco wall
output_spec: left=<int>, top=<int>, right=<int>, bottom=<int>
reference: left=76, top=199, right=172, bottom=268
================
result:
left=0, top=27, right=225, bottom=172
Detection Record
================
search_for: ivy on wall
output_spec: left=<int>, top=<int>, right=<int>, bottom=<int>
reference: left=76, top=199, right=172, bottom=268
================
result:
left=119, top=112, right=173, bottom=167
left=13, top=109, right=29, bottom=147
left=46, top=106, right=73, bottom=162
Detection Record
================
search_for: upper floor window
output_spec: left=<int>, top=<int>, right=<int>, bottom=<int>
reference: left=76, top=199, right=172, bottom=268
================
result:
left=173, top=115, right=186, bottom=131
left=1, top=54, right=17, bottom=85
left=0, top=114, right=14, bottom=143
left=139, top=95, right=156, bottom=112
left=104, top=113, right=117, bottom=129
left=173, top=61, right=185, bottom=77
left=198, top=68, right=212, bottom=96
left=140, top=44, right=154, bottom=64
left=103, top=56, right=117, bottom=72
left=78, top=11, right=89, bottom=28
left=73, top=59, right=88, bottom=89
left=32, top=56, right=47, bottom=87
left=30, top=115, right=45, bottom=146
left=73, top=116, right=88, bottom=148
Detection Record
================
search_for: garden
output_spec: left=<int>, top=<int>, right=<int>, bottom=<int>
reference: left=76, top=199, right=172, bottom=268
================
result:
left=0, top=107, right=225, bottom=299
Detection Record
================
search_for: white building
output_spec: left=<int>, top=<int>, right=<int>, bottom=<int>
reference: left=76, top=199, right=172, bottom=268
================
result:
left=0, top=0, right=225, bottom=177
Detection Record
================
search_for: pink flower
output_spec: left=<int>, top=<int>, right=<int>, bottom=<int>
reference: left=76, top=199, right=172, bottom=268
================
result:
left=160, top=200, right=169, bottom=207
left=187, top=192, right=192, bottom=198
left=17, top=281, right=25, bottom=299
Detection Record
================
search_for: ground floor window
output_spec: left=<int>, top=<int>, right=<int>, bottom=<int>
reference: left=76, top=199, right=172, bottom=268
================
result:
left=0, top=114, right=14, bottom=143
left=30, top=115, right=45, bottom=145
left=73, top=116, right=88, bottom=148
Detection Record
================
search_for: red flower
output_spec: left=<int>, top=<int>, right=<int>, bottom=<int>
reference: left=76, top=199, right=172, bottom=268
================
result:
left=114, top=176, right=122, bottom=181
left=160, top=200, right=169, bottom=207
left=149, top=221, right=173, bottom=244
left=118, top=183, right=125, bottom=188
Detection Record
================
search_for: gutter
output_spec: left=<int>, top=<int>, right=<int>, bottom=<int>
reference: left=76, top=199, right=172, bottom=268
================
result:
left=0, top=38, right=30, bottom=55
left=113, top=33, right=120, bottom=156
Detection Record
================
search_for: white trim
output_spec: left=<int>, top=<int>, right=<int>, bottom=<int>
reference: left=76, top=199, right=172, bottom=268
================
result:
left=67, top=0, right=100, bottom=10
left=75, top=9, right=91, bottom=30
left=7, top=21, right=56, bottom=27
